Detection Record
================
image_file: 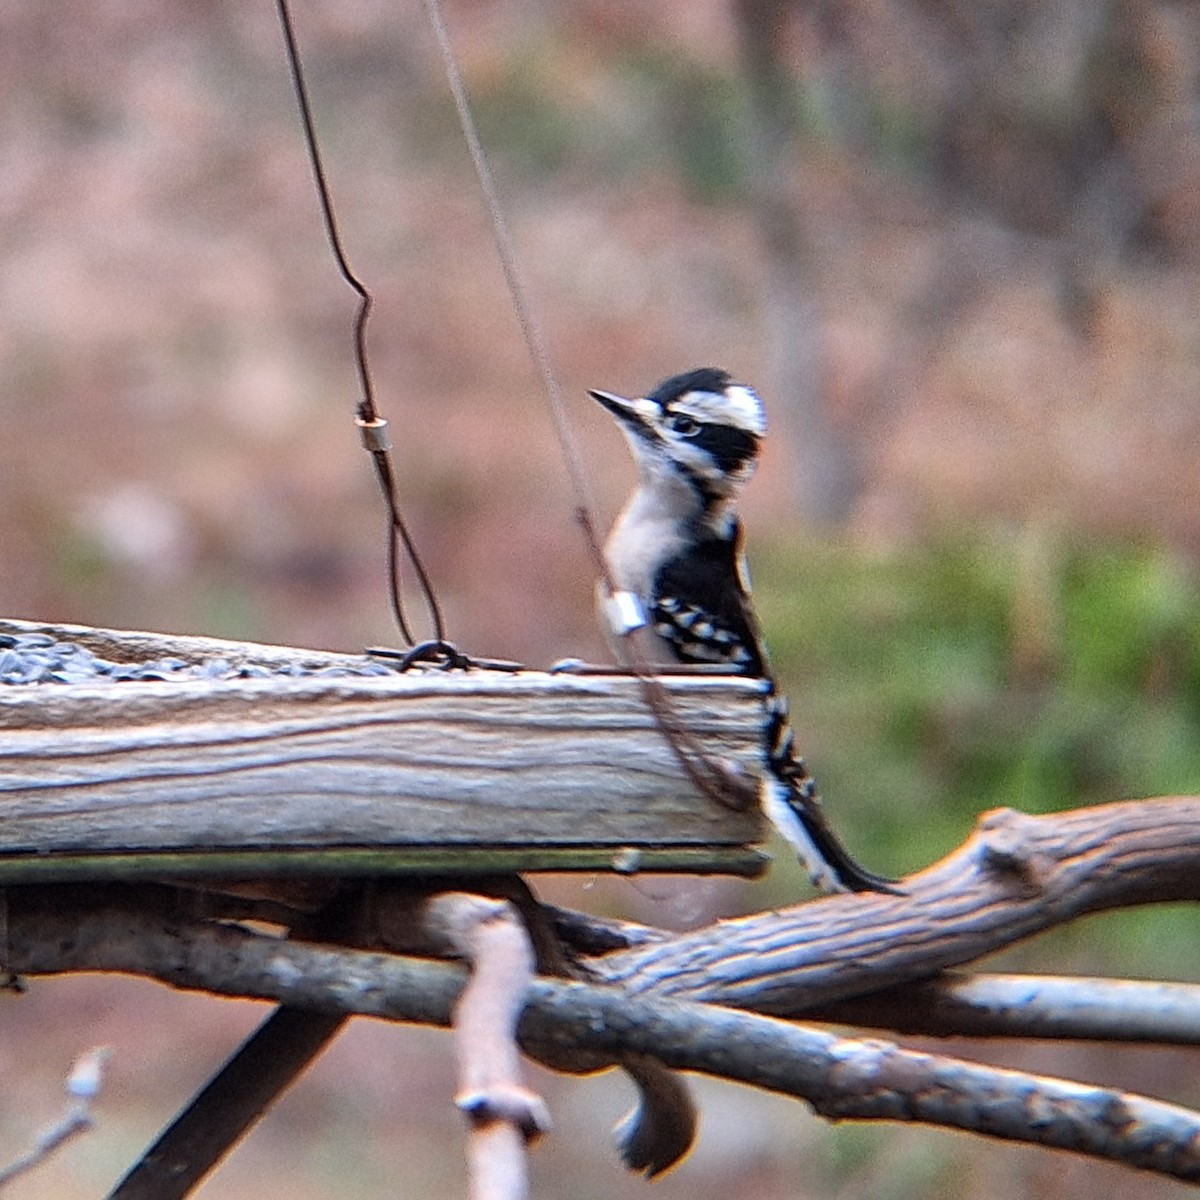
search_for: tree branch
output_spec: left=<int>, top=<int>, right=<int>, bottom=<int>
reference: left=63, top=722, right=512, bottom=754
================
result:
left=809, top=973, right=1200, bottom=1044
left=525, top=987, right=1200, bottom=1184
left=424, top=893, right=549, bottom=1200
left=8, top=903, right=1200, bottom=1183
left=595, top=798, right=1200, bottom=1010
left=5, top=795, right=1200, bottom=1183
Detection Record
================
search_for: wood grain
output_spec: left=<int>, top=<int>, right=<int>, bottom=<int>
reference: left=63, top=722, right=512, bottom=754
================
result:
left=0, top=621, right=768, bottom=870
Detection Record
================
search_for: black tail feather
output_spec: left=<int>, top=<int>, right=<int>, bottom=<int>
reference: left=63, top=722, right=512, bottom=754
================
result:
left=763, top=685, right=901, bottom=894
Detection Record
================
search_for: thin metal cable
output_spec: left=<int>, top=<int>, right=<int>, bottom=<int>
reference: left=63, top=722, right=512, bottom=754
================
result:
left=420, top=0, right=597, bottom=522
left=276, top=0, right=446, bottom=650
left=420, top=0, right=750, bottom=807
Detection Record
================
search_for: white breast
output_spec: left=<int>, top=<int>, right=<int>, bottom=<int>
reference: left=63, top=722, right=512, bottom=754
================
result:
left=597, top=485, right=690, bottom=663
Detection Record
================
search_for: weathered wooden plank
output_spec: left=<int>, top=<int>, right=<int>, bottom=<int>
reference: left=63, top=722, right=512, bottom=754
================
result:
left=0, top=620, right=770, bottom=875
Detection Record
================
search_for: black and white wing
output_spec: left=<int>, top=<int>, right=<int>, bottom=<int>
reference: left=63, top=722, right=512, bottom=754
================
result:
left=648, top=522, right=767, bottom=674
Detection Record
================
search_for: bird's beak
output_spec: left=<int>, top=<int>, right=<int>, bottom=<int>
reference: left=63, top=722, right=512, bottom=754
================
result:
left=589, top=389, right=656, bottom=438
left=589, top=388, right=635, bottom=419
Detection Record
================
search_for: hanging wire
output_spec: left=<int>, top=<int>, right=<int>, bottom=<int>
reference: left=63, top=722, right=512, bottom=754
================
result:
left=274, top=0, right=754, bottom=803
left=420, top=0, right=754, bottom=808
left=420, top=0, right=598, bottom=526
left=275, top=0, right=447, bottom=653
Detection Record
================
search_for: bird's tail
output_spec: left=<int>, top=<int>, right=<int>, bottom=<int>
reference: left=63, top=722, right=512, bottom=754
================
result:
left=763, top=688, right=900, bottom=895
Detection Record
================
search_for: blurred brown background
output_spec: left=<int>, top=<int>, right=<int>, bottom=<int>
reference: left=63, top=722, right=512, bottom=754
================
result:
left=2, top=1, right=1199, bottom=1197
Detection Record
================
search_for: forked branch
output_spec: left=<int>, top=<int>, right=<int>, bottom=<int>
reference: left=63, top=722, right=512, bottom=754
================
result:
left=7, top=901, right=1200, bottom=1183
left=3, top=795, right=1199, bottom=1183
left=594, top=796, right=1200, bottom=1010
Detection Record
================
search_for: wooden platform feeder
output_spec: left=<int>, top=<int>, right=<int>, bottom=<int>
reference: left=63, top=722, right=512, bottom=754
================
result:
left=0, top=618, right=771, bottom=884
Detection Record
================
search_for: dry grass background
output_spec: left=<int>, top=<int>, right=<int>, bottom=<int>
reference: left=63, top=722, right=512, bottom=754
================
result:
left=1, top=2, right=1199, bottom=1197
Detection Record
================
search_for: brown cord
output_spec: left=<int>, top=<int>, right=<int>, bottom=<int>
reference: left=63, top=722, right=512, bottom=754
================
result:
left=422, top=0, right=756, bottom=810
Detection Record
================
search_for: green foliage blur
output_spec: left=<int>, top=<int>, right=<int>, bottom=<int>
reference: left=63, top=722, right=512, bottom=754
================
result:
left=752, top=528, right=1200, bottom=975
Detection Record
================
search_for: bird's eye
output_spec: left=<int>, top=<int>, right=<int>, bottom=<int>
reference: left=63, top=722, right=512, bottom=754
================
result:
left=668, top=415, right=700, bottom=437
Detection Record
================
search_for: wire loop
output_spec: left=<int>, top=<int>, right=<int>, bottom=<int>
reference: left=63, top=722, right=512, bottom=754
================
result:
left=367, top=642, right=526, bottom=673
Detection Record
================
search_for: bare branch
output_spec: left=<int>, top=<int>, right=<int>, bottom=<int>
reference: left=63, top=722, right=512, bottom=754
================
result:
left=6, top=795, right=1200, bottom=1183
left=423, top=893, right=549, bottom=1200
left=8, top=899, right=1200, bottom=1182
left=524, top=988, right=1200, bottom=1183
left=0, top=1047, right=109, bottom=1190
left=595, top=798, right=1200, bottom=1010
left=811, top=973, right=1200, bottom=1044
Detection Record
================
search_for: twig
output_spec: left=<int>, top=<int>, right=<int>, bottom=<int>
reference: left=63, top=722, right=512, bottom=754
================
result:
left=423, top=893, right=549, bottom=1200
left=608, top=1053, right=697, bottom=1179
left=412, top=889, right=697, bottom=1178
left=0, top=1046, right=109, bottom=1190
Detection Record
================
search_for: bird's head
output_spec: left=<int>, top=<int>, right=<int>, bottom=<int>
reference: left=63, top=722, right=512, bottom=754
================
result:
left=589, top=367, right=767, bottom=503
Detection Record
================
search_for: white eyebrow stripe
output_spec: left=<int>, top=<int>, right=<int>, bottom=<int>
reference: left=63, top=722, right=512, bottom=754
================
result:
left=668, top=386, right=767, bottom=437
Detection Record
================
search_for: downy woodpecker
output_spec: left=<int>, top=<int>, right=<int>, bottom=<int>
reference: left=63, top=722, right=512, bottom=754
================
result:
left=591, top=367, right=895, bottom=894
